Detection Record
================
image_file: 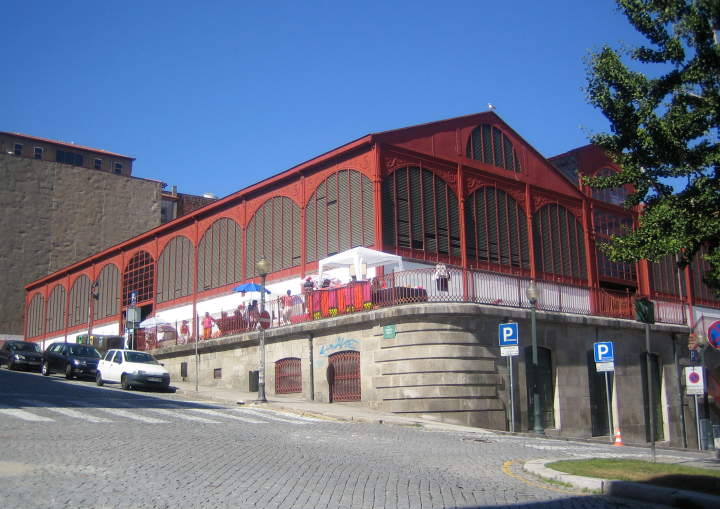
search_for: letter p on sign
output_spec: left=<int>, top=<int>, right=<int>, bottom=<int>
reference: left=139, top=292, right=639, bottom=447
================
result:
left=593, top=341, right=614, bottom=363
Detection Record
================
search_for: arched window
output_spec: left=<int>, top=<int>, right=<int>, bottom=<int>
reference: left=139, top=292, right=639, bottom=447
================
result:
left=594, top=210, right=636, bottom=282
left=275, top=357, right=302, bottom=394
left=382, top=166, right=460, bottom=257
left=26, top=293, right=45, bottom=338
left=47, top=285, right=66, bottom=333
left=246, top=197, right=301, bottom=279
left=122, top=251, right=155, bottom=306
left=305, top=169, right=374, bottom=262
left=533, top=203, right=587, bottom=282
left=95, top=264, right=119, bottom=320
left=689, top=245, right=719, bottom=305
left=68, top=275, right=91, bottom=327
left=157, top=236, right=193, bottom=303
left=197, top=218, right=243, bottom=291
left=464, top=187, right=529, bottom=271
left=591, top=168, right=628, bottom=206
left=466, top=124, right=521, bottom=172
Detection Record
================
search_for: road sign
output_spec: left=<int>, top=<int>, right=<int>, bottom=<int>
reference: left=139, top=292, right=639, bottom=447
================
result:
left=259, top=310, right=271, bottom=329
left=593, top=341, right=614, bottom=363
left=499, top=323, right=519, bottom=346
left=383, top=325, right=396, bottom=339
left=708, top=320, right=720, bottom=350
left=596, top=362, right=614, bottom=372
left=685, top=367, right=704, bottom=395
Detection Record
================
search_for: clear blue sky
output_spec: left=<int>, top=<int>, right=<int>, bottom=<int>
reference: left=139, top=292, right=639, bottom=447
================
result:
left=3, top=1, right=645, bottom=199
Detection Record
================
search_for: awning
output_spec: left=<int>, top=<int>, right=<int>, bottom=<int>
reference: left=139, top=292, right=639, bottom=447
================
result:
left=318, top=247, right=403, bottom=280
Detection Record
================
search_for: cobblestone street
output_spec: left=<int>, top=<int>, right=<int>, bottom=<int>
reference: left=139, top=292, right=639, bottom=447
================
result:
left=0, top=370, right=688, bottom=508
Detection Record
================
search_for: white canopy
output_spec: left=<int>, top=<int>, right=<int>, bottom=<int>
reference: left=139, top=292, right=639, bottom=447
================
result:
left=318, top=247, right=404, bottom=280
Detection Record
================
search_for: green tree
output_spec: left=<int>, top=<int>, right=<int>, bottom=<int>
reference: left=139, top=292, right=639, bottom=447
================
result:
left=585, top=0, right=720, bottom=292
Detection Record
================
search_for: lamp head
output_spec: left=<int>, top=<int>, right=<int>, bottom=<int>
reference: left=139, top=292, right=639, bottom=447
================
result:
left=526, top=283, right=539, bottom=304
left=255, top=257, right=271, bottom=277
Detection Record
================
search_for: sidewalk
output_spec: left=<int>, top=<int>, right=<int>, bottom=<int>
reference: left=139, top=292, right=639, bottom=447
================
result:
left=171, top=380, right=720, bottom=508
left=171, top=380, right=486, bottom=433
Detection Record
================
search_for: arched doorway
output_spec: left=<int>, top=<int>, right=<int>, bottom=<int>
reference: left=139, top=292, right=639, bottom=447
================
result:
left=327, top=351, right=360, bottom=402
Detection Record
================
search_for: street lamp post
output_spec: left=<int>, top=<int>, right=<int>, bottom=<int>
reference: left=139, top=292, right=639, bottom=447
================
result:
left=526, top=282, right=544, bottom=435
left=256, top=257, right=271, bottom=403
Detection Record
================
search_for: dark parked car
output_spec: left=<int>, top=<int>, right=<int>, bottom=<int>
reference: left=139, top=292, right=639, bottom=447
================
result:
left=41, top=343, right=101, bottom=379
left=0, top=340, right=43, bottom=371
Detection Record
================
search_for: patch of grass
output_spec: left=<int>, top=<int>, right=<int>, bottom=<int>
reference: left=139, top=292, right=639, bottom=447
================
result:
left=546, top=459, right=720, bottom=496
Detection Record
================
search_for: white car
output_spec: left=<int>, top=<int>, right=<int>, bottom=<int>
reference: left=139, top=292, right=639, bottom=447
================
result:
left=96, top=349, right=171, bottom=391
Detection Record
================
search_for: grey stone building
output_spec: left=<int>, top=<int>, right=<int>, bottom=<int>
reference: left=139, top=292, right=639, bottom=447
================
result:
left=0, top=132, right=214, bottom=336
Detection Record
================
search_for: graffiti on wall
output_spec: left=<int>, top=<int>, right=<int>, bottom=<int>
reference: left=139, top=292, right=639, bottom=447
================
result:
left=319, top=337, right=358, bottom=357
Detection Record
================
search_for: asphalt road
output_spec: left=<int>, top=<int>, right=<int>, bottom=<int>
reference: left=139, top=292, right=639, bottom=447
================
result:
left=0, top=367, right=680, bottom=508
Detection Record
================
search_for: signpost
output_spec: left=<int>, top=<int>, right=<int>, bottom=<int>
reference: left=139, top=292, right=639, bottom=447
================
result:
left=594, top=341, right=615, bottom=442
left=499, top=323, right=519, bottom=432
left=383, top=324, right=396, bottom=339
left=685, top=366, right=705, bottom=449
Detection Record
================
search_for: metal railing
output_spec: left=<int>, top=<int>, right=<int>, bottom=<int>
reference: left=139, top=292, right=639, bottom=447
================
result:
left=136, top=267, right=687, bottom=351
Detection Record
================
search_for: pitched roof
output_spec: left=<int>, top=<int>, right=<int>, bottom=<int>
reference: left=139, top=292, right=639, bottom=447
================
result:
left=0, top=131, right=135, bottom=160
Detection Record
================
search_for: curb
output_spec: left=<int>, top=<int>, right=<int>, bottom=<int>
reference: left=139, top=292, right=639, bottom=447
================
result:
left=524, top=459, right=720, bottom=509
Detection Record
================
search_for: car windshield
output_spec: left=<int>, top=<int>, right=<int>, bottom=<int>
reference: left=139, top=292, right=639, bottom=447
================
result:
left=125, top=352, right=159, bottom=365
left=11, top=342, right=41, bottom=352
left=68, top=345, right=101, bottom=358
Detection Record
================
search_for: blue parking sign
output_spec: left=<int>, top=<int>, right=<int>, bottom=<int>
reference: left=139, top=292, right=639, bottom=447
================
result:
left=499, top=323, right=519, bottom=346
left=593, top=341, right=614, bottom=363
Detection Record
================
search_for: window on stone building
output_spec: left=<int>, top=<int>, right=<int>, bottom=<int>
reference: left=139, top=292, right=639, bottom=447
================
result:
left=14, top=143, right=22, bottom=155
left=94, top=158, right=102, bottom=169
left=56, top=149, right=83, bottom=166
left=113, top=162, right=123, bottom=174
left=33, top=147, right=43, bottom=159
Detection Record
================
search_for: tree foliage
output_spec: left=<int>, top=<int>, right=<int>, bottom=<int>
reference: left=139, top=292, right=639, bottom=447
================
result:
left=585, top=0, right=720, bottom=291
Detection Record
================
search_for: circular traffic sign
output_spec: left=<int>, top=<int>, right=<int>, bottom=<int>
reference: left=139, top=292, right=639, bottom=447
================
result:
left=708, top=320, right=720, bottom=350
left=259, top=310, right=271, bottom=329
left=688, top=372, right=701, bottom=384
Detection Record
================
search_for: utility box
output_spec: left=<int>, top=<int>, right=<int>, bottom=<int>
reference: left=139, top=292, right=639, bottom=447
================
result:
left=249, top=370, right=259, bottom=392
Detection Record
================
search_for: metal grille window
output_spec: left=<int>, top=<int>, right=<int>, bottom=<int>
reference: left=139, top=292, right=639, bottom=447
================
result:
left=275, top=357, right=302, bottom=394
left=47, top=285, right=66, bottom=333
left=157, top=236, right=193, bottom=303
left=95, top=264, right=119, bottom=320
left=690, top=245, right=719, bottom=305
left=305, top=170, right=374, bottom=262
left=591, top=168, right=628, bottom=206
left=122, top=251, right=155, bottom=306
left=68, top=275, right=91, bottom=327
left=197, top=218, right=243, bottom=291
left=650, top=254, right=685, bottom=297
left=593, top=210, right=636, bottom=282
left=532, top=203, right=587, bottom=282
left=382, top=166, right=460, bottom=257
left=328, top=351, right=361, bottom=402
left=27, top=293, right=45, bottom=338
left=246, top=197, right=301, bottom=279
left=464, top=186, right=529, bottom=271
left=56, top=149, right=83, bottom=166
left=466, top=124, right=521, bottom=172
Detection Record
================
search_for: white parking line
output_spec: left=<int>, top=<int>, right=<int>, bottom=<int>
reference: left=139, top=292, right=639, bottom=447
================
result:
left=187, top=408, right=264, bottom=423
left=0, top=408, right=54, bottom=422
left=18, top=400, right=113, bottom=423
left=236, top=408, right=310, bottom=424
left=145, top=408, right=220, bottom=423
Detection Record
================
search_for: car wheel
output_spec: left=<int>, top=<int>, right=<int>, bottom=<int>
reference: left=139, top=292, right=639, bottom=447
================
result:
left=96, top=371, right=104, bottom=387
left=41, top=361, right=50, bottom=376
left=65, top=363, right=73, bottom=379
left=7, top=358, right=14, bottom=370
left=121, top=374, right=131, bottom=390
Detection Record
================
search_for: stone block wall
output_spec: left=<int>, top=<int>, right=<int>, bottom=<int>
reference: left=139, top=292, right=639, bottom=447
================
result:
left=1, top=154, right=162, bottom=334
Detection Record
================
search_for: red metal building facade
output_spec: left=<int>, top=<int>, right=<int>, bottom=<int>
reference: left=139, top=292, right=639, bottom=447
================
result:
left=23, top=112, right=717, bottom=341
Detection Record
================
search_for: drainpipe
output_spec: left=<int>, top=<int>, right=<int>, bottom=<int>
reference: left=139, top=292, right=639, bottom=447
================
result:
left=308, top=333, right=314, bottom=401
